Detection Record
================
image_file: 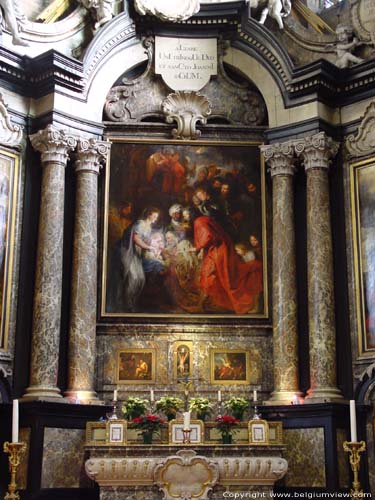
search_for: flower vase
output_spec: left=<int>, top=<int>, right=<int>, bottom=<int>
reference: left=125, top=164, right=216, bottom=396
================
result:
left=233, top=411, right=244, bottom=421
left=222, top=434, right=232, bottom=444
left=142, top=432, right=153, bottom=444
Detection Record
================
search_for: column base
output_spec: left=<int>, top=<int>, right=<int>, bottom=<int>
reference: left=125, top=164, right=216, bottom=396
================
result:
left=263, top=390, right=304, bottom=406
left=21, top=385, right=63, bottom=402
left=304, top=386, right=345, bottom=404
left=64, top=390, right=103, bottom=405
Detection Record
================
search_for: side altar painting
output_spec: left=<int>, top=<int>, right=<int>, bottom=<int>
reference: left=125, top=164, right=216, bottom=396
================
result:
left=102, top=140, right=267, bottom=317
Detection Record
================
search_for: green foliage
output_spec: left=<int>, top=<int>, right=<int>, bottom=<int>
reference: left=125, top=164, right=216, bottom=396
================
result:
left=122, top=396, right=149, bottom=420
left=188, top=397, right=213, bottom=415
left=224, top=396, right=249, bottom=413
left=155, top=396, right=184, bottom=415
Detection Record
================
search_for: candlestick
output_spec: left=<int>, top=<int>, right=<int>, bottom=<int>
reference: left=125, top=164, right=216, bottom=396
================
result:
left=350, top=400, right=357, bottom=443
left=182, top=428, right=192, bottom=444
left=183, top=411, right=191, bottom=431
left=217, top=390, right=222, bottom=402
left=3, top=441, right=27, bottom=500
left=12, top=400, right=19, bottom=444
left=343, top=440, right=366, bottom=498
left=150, top=389, right=154, bottom=402
left=253, top=390, right=257, bottom=402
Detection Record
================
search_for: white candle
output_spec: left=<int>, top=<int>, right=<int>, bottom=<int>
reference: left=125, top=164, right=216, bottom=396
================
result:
left=217, top=390, right=222, bottom=402
left=12, top=399, right=19, bottom=444
left=253, top=390, right=257, bottom=402
left=113, top=389, right=118, bottom=402
left=183, top=411, right=191, bottom=430
left=350, top=400, right=357, bottom=442
left=150, top=389, right=154, bottom=402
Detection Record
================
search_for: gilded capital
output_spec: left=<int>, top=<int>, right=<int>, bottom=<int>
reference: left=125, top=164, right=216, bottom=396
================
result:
left=293, top=132, right=339, bottom=172
left=260, top=141, right=296, bottom=177
left=75, top=138, right=111, bottom=175
left=30, top=125, right=77, bottom=166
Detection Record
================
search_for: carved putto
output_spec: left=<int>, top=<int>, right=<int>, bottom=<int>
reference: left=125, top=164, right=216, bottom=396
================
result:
left=134, top=0, right=200, bottom=22
left=0, top=93, right=23, bottom=148
left=162, top=91, right=211, bottom=140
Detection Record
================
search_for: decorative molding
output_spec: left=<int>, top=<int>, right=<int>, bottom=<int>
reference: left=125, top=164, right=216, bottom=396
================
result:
left=0, top=363, right=12, bottom=378
left=345, top=101, right=375, bottom=158
left=0, top=94, right=23, bottom=149
left=75, top=138, right=110, bottom=174
left=293, top=132, right=339, bottom=171
left=260, top=141, right=296, bottom=177
left=30, top=125, right=77, bottom=165
left=154, top=450, right=218, bottom=500
left=134, top=0, right=200, bottom=22
left=162, top=91, right=211, bottom=140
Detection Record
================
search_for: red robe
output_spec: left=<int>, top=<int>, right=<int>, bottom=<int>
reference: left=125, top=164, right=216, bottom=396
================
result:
left=194, top=216, right=263, bottom=314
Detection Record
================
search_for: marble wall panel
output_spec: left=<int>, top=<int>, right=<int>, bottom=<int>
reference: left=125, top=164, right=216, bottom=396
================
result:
left=41, top=427, right=92, bottom=488
left=17, top=427, right=30, bottom=490
left=283, top=428, right=326, bottom=487
left=96, top=326, right=272, bottom=406
left=336, top=428, right=350, bottom=489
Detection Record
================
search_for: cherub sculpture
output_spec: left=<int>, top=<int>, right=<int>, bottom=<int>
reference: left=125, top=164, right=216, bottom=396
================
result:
left=258, top=0, right=292, bottom=30
left=0, top=0, right=28, bottom=46
left=328, top=24, right=364, bottom=69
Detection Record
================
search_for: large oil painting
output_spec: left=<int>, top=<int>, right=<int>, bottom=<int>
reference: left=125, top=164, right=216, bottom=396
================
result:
left=351, top=158, right=375, bottom=354
left=102, top=140, right=267, bottom=317
left=0, top=149, right=18, bottom=351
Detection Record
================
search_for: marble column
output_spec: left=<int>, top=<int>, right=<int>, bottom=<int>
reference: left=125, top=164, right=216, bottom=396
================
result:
left=294, top=132, right=343, bottom=403
left=64, top=139, right=110, bottom=403
left=23, top=125, right=77, bottom=400
left=261, top=141, right=301, bottom=405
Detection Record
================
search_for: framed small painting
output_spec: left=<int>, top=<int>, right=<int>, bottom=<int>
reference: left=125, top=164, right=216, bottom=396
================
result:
left=106, top=420, right=127, bottom=445
left=101, top=139, right=267, bottom=319
left=0, top=149, right=19, bottom=352
left=210, top=349, right=250, bottom=385
left=350, top=158, right=375, bottom=355
left=173, top=341, right=193, bottom=380
left=117, top=349, right=156, bottom=384
left=249, top=419, right=269, bottom=445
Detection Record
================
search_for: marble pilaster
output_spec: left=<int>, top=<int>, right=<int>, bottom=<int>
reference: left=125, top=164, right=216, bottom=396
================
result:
left=294, top=132, right=343, bottom=403
left=65, top=139, right=110, bottom=403
left=261, top=141, right=300, bottom=405
left=23, top=125, right=77, bottom=400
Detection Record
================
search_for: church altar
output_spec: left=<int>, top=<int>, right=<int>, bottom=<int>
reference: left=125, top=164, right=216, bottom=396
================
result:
left=85, top=442, right=288, bottom=500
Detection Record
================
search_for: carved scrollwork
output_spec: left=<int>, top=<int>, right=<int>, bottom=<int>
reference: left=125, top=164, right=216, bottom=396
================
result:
left=162, top=91, right=211, bottom=140
left=345, top=101, right=375, bottom=158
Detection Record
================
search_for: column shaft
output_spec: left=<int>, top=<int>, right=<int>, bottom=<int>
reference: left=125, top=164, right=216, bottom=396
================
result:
left=295, top=132, right=343, bottom=403
left=261, top=143, right=300, bottom=405
left=23, top=126, right=77, bottom=400
left=65, top=139, right=109, bottom=402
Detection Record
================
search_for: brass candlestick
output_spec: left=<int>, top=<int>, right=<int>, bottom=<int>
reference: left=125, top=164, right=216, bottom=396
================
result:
left=182, top=429, right=192, bottom=444
left=3, top=441, right=27, bottom=500
left=343, top=440, right=366, bottom=498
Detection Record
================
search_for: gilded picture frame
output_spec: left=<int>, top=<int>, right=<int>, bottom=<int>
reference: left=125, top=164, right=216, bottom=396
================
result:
left=248, top=419, right=269, bottom=446
left=168, top=419, right=204, bottom=444
left=0, top=149, right=19, bottom=352
left=101, top=138, right=268, bottom=319
left=350, top=158, right=375, bottom=355
left=173, top=340, right=193, bottom=381
left=106, top=420, right=127, bottom=445
left=117, top=348, right=156, bottom=384
left=210, top=349, right=250, bottom=385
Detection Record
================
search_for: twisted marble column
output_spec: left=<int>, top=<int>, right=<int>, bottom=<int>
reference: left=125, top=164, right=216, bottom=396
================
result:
left=65, top=139, right=110, bottom=403
left=294, top=132, right=343, bottom=403
left=23, top=125, right=77, bottom=400
left=261, top=141, right=300, bottom=404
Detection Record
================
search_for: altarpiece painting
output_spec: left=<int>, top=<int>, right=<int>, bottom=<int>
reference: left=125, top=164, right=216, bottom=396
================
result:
left=102, top=140, right=267, bottom=318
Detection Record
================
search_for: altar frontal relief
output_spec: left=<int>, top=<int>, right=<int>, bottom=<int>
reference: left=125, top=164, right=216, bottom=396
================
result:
left=102, top=141, right=267, bottom=317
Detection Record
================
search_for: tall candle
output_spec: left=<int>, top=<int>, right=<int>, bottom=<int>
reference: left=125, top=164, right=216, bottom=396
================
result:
left=350, top=400, right=357, bottom=442
left=183, top=411, right=191, bottom=430
left=12, top=399, right=19, bottom=444
left=150, top=389, right=154, bottom=402
left=253, top=390, right=257, bottom=402
left=113, top=389, right=118, bottom=402
left=217, top=390, right=222, bottom=402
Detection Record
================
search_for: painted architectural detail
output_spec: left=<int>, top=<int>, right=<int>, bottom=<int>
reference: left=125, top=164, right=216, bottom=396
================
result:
left=0, top=94, right=23, bottom=148
left=162, top=91, right=211, bottom=140
left=134, top=0, right=200, bottom=22
left=154, top=450, right=218, bottom=500
left=346, top=101, right=375, bottom=158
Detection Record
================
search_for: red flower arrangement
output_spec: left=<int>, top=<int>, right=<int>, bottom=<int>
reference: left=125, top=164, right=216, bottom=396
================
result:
left=215, top=415, right=240, bottom=437
left=132, top=415, right=165, bottom=435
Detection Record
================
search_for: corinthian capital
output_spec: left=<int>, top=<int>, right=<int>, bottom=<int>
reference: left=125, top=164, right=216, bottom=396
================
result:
left=30, top=125, right=77, bottom=165
left=260, top=141, right=296, bottom=177
left=75, top=138, right=111, bottom=174
left=293, top=132, right=339, bottom=172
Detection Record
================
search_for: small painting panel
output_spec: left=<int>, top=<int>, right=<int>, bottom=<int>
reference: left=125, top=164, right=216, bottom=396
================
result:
left=249, top=419, right=269, bottom=445
left=210, top=349, right=250, bottom=385
left=117, top=349, right=156, bottom=384
left=173, top=340, right=193, bottom=380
